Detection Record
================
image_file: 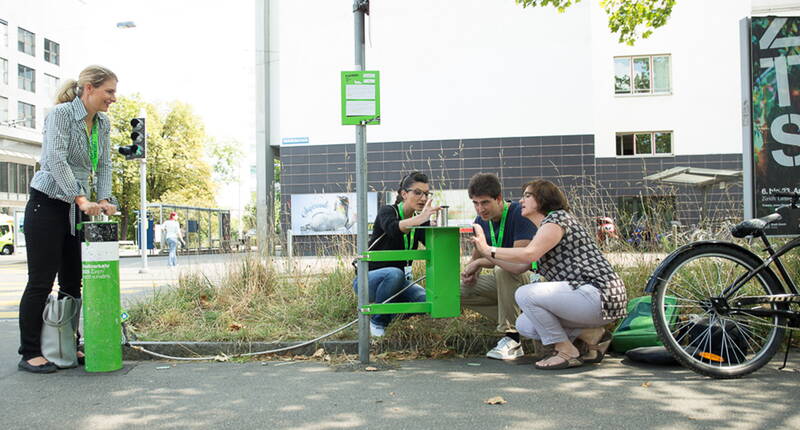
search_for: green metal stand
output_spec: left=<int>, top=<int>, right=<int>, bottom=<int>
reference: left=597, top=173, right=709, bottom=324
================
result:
left=360, top=226, right=461, bottom=318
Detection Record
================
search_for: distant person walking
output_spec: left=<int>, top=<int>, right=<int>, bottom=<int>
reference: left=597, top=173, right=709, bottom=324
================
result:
left=18, top=65, right=118, bottom=374
left=163, top=212, right=184, bottom=267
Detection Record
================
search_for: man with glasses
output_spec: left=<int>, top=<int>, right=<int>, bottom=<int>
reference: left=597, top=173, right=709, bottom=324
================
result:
left=460, top=173, right=537, bottom=360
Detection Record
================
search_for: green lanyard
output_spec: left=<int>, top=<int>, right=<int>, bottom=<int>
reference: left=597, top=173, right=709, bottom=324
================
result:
left=488, top=202, right=538, bottom=271
left=488, top=202, right=508, bottom=248
left=86, top=119, right=99, bottom=173
left=396, top=202, right=416, bottom=250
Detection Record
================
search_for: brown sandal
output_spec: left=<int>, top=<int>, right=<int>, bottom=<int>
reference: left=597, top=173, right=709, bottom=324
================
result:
left=534, top=351, right=584, bottom=370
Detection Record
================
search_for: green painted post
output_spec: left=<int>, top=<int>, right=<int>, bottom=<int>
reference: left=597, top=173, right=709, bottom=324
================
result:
left=425, top=226, right=461, bottom=318
left=80, top=221, right=123, bottom=372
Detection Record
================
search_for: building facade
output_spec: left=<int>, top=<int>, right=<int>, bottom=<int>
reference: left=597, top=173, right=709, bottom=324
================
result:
left=0, top=9, right=64, bottom=219
left=273, top=0, right=798, bottom=254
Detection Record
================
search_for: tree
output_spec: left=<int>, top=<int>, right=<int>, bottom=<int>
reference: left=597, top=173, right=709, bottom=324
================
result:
left=108, top=96, right=217, bottom=238
left=207, top=138, right=244, bottom=186
left=515, top=0, right=676, bottom=46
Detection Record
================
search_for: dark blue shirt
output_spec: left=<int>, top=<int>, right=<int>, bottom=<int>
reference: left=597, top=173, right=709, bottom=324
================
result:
left=473, top=201, right=537, bottom=248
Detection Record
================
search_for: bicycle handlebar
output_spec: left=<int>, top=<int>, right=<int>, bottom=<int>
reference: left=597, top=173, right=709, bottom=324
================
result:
left=773, top=191, right=799, bottom=210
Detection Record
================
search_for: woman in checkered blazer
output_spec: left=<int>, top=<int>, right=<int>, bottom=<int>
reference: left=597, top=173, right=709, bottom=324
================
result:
left=17, top=65, right=118, bottom=374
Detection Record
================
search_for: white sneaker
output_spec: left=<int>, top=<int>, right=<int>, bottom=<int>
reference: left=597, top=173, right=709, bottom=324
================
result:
left=370, top=322, right=385, bottom=338
left=486, top=336, right=524, bottom=360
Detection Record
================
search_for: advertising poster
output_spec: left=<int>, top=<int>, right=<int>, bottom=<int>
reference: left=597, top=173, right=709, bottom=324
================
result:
left=291, top=192, right=378, bottom=235
left=749, top=17, right=800, bottom=235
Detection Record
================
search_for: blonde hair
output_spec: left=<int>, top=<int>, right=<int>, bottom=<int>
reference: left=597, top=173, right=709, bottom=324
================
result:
left=55, top=65, right=118, bottom=104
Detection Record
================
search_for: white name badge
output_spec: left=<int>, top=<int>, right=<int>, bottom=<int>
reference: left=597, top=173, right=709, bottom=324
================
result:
left=404, top=265, right=413, bottom=282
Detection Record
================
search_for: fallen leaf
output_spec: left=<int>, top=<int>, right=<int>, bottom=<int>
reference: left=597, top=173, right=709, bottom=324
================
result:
left=375, top=400, right=383, bottom=403
left=228, top=323, right=243, bottom=331
left=323, top=354, right=331, bottom=361
left=311, top=348, right=325, bottom=358
left=641, top=382, right=651, bottom=388
left=484, top=396, right=507, bottom=405
left=365, top=366, right=378, bottom=371
left=466, top=362, right=481, bottom=367
left=389, top=392, right=396, bottom=396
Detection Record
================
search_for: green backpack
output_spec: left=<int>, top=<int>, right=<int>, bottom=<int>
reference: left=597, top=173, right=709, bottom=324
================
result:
left=611, top=295, right=677, bottom=353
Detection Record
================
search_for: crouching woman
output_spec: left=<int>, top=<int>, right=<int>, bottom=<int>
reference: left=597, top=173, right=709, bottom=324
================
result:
left=471, top=179, right=627, bottom=369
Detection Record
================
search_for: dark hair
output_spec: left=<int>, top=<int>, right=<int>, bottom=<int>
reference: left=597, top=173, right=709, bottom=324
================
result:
left=468, top=173, right=501, bottom=199
left=522, top=179, right=570, bottom=214
left=395, top=171, right=429, bottom=204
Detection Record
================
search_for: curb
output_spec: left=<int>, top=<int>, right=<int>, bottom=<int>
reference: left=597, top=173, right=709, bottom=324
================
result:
left=123, top=340, right=358, bottom=360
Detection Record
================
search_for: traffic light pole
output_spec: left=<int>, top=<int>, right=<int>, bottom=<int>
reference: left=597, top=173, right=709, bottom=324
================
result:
left=139, top=158, right=148, bottom=273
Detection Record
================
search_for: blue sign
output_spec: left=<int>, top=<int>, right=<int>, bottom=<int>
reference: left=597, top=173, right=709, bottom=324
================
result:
left=282, top=137, right=309, bottom=145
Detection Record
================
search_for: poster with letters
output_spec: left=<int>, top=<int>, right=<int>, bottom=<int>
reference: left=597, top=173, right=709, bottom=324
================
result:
left=749, top=16, right=800, bottom=235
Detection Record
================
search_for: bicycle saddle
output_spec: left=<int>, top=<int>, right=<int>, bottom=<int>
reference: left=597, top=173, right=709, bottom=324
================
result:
left=730, top=213, right=782, bottom=238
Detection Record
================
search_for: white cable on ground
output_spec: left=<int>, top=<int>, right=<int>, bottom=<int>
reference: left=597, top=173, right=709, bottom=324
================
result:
left=128, top=274, right=427, bottom=361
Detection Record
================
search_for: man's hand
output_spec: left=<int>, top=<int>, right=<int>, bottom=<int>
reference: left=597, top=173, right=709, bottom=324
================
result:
left=460, top=260, right=480, bottom=285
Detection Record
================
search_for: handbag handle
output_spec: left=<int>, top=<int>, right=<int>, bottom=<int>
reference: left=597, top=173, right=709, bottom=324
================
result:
left=42, top=291, right=81, bottom=327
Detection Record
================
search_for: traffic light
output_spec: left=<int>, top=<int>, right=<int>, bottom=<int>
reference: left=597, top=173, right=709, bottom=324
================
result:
left=119, top=117, right=146, bottom=160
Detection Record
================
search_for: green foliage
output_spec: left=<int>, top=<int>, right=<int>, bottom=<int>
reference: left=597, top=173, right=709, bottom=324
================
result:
left=108, top=96, right=217, bottom=238
left=515, top=0, right=676, bottom=46
left=207, top=138, right=243, bottom=185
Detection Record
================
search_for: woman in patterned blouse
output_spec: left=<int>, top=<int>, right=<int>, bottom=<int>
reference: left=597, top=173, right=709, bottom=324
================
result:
left=471, top=179, right=627, bottom=370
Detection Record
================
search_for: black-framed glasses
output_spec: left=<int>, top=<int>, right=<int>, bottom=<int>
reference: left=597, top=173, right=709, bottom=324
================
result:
left=406, top=188, right=432, bottom=198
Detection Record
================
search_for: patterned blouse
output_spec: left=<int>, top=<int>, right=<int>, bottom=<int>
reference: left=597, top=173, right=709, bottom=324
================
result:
left=538, top=210, right=627, bottom=320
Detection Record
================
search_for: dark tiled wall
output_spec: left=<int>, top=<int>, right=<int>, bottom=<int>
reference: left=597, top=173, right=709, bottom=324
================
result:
left=280, top=135, right=743, bottom=255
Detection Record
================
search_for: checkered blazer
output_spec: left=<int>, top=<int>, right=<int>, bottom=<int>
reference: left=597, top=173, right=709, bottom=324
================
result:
left=30, top=96, right=115, bottom=234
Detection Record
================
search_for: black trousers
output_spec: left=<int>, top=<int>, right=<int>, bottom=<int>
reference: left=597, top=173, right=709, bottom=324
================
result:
left=18, top=189, right=82, bottom=360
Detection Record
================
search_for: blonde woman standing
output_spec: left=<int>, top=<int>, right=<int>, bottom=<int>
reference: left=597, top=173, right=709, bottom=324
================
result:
left=17, top=65, right=118, bottom=373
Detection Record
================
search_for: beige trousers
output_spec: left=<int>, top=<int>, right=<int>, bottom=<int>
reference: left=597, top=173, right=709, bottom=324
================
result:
left=461, top=266, right=530, bottom=333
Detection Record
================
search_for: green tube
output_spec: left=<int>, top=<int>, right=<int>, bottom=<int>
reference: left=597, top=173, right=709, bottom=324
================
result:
left=81, top=221, right=122, bottom=372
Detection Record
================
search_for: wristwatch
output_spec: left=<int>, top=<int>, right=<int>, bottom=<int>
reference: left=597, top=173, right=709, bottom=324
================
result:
left=490, top=246, right=497, bottom=259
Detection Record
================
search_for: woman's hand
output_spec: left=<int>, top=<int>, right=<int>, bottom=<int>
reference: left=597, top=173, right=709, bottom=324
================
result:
left=470, top=223, right=490, bottom=257
left=98, top=200, right=117, bottom=215
left=460, top=260, right=481, bottom=285
left=419, top=198, right=441, bottom=221
left=78, top=200, right=102, bottom=216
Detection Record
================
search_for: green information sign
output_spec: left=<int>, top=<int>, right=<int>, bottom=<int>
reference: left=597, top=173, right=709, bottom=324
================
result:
left=341, top=70, right=380, bottom=125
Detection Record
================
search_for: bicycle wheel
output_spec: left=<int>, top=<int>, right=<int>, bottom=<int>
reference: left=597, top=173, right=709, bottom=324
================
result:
left=651, top=243, right=786, bottom=378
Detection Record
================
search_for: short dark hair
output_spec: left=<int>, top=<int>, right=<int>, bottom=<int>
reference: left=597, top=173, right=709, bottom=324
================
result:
left=395, top=171, right=429, bottom=204
left=468, top=173, right=502, bottom=199
left=522, top=179, right=570, bottom=214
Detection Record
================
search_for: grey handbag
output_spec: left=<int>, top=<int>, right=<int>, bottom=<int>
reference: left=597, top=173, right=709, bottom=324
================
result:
left=41, top=292, right=82, bottom=369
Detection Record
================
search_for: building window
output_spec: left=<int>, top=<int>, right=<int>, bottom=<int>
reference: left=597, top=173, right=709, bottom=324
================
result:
left=0, top=57, right=7, bottom=85
left=0, top=96, right=7, bottom=123
left=0, top=19, right=7, bottom=48
left=18, top=64, right=35, bottom=92
left=43, top=73, right=59, bottom=101
left=616, top=131, right=672, bottom=156
left=44, top=39, right=60, bottom=65
left=18, top=27, right=35, bottom=56
left=614, top=55, right=671, bottom=95
left=17, top=101, right=35, bottom=129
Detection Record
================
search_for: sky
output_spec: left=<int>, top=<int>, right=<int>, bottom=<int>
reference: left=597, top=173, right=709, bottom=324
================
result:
left=12, top=0, right=258, bottom=210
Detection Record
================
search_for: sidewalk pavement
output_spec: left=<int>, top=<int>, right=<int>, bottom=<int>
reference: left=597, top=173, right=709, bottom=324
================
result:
left=2, top=320, right=800, bottom=429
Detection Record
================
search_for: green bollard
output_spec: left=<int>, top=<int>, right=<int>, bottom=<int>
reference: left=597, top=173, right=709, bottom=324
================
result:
left=80, top=221, right=122, bottom=372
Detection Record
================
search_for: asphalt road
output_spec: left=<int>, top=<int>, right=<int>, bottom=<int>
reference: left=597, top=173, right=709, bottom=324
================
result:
left=1, top=317, right=799, bottom=429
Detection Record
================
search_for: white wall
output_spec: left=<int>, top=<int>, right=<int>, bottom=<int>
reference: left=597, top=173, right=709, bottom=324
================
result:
left=590, top=0, right=752, bottom=158
left=279, top=0, right=594, bottom=145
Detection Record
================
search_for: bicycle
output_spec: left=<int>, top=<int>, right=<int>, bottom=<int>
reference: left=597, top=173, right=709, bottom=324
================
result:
left=646, top=192, right=800, bottom=378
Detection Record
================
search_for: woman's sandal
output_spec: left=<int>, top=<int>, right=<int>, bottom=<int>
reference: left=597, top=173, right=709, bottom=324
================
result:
left=534, top=351, right=584, bottom=370
left=576, top=330, right=612, bottom=364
